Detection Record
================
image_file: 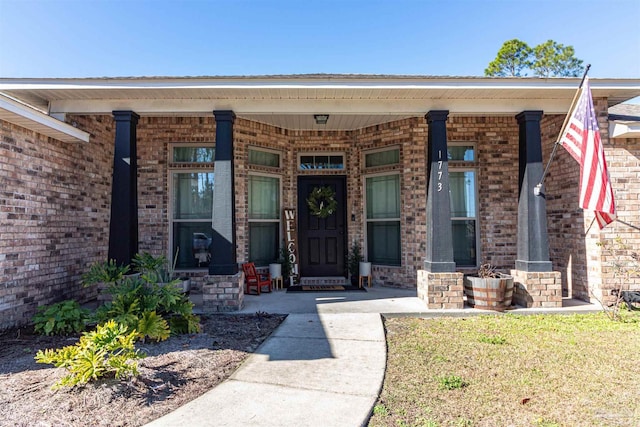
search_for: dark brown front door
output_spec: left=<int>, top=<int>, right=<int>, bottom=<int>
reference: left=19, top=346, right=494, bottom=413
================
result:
left=298, top=176, right=347, bottom=277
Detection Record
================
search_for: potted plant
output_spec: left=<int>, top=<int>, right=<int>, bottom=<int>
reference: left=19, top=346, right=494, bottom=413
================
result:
left=278, top=243, right=294, bottom=288
left=464, top=263, right=514, bottom=311
left=348, top=242, right=364, bottom=286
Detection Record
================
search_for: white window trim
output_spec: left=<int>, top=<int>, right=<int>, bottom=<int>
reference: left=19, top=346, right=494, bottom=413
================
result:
left=363, top=145, right=401, bottom=168
left=449, top=165, right=480, bottom=268
left=248, top=172, right=282, bottom=266
left=363, top=171, right=402, bottom=266
left=447, top=142, right=476, bottom=163
left=168, top=142, right=215, bottom=271
left=168, top=168, right=214, bottom=271
left=297, top=152, right=346, bottom=171
left=248, top=146, right=282, bottom=168
left=169, top=142, right=215, bottom=163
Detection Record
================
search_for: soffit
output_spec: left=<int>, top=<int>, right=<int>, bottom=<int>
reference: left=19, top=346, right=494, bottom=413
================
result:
left=1, top=75, right=639, bottom=130
left=0, top=94, right=89, bottom=143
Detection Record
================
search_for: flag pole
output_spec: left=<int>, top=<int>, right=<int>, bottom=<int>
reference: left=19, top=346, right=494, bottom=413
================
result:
left=534, top=64, right=591, bottom=196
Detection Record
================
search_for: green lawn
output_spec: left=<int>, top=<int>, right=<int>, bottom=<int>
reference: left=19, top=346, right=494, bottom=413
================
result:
left=369, top=312, right=640, bottom=427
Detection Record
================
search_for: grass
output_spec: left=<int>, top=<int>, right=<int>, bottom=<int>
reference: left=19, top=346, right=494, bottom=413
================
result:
left=369, top=312, right=640, bottom=427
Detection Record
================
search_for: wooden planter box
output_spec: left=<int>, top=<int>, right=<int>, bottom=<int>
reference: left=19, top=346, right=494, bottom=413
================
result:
left=464, top=275, right=514, bottom=312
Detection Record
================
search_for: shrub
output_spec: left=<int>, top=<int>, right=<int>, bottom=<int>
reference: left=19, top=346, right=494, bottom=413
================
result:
left=81, top=259, right=130, bottom=287
left=95, top=276, right=200, bottom=341
left=35, top=320, right=144, bottom=389
left=33, top=300, right=90, bottom=336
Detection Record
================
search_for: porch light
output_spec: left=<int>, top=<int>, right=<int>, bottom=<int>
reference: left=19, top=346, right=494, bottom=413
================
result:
left=314, top=114, right=329, bottom=125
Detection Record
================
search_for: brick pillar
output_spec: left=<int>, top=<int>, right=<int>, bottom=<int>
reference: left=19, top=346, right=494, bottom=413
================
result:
left=417, top=270, right=464, bottom=309
left=108, top=110, right=139, bottom=266
left=209, top=110, right=238, bottom=275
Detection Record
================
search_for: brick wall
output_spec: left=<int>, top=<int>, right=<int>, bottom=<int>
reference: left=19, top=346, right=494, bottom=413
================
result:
left=4, top=105, right=636, bottom=329
left=448, top=116, right=520, bottom=272
left=0, top=116, right=113, bottom=329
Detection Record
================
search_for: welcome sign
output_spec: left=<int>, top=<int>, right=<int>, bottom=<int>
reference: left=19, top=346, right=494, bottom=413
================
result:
left=283, top=208, right=299, bottom=286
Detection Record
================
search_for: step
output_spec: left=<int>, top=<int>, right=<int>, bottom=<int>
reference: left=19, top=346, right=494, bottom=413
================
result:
left=299, top=276, right=350, bottom=286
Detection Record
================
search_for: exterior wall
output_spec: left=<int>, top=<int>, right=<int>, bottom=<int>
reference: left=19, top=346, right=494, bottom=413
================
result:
left=545, top=98, right=640, bottom=305
left=3, top=103, right=637, bottom=330
left=0, top=116, right=114, bottom=329
left=447, top=116, right=520, bottom=272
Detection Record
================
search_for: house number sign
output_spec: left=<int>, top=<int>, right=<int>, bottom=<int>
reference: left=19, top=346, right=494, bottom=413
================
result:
left=437, top=150, right=444, bottom=192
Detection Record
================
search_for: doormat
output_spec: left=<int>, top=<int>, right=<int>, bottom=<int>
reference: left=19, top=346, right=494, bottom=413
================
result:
left=286, top=285, right=367, bottom=293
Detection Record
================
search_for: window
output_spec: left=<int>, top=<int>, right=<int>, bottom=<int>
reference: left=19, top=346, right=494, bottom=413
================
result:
left=448, top=144, right=478, bottom=267
left=171, top=145, right=215, bottom=163
left=248, top=174, right=281, bottom=266
left=365, top=174, right=401, bottom=265
left=365, top=148, right=400, bottom=168
left=248, top=148, right=280, bottom=168
left=170, top=171, right=214, bottom=269
left=299, top=153, right=345, bottom=170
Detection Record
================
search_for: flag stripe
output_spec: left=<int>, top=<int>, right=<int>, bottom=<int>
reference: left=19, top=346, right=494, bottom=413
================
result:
left=559, top=77, right=616, bottom=229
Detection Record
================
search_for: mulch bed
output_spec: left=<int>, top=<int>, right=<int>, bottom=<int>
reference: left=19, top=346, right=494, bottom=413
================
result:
left=0, top=313, right=286, bottom=427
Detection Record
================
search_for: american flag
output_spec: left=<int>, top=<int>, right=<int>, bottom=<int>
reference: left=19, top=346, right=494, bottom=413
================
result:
left=559, top=77, right=616, bottom=229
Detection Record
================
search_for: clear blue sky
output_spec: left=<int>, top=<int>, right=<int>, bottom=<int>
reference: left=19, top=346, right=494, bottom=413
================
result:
left=0, top=0, right=639, bottom=79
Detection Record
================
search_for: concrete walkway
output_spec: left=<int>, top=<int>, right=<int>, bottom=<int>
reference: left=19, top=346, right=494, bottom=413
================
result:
left=146, top=287, right=600, bottom=427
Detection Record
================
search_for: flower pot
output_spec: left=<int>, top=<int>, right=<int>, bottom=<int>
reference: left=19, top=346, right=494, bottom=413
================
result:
left=464, top=275, right=514, bottom=312
left=269, top=263, right=282, bottom=279
left=359, top=261, right=371, bottom=276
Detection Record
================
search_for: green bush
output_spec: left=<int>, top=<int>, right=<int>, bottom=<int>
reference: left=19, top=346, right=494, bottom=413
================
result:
left=35, top=320, right=144, bottom=389
left=81, top=259, right=130, bottom=287
left=33, top=300, right=90, bottom=336
left=95, top=276, right=200, bottom=341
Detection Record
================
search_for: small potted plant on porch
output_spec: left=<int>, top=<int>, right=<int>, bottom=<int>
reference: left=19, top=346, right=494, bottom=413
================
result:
left=348, top=242, right=364, bottom=286
left=277, top=243, right=294, bottom=287
left=464, top=263, right=514, bottom=311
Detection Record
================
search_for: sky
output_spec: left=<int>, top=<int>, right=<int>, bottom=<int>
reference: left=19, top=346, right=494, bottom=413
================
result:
left=0, top=0, right=639, bottom=80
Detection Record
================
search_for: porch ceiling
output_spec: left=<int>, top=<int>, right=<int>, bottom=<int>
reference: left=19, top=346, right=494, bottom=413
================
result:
left=1, top=75, right=639, bottom=131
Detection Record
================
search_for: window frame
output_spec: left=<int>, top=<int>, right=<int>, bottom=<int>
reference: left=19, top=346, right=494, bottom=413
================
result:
left=363, top=145, right=401, bottom=169
left=363, top=171, right=402, bottom=266
left=297, top=152, right=346, bottom=171
left=248, top=146, right=281, bottom=169
left=168, top=143, right=215, bottom=271
left=447, top=142, right=479, bottom=268
left=169, top=142, right=216, bottom=164
left=247, top=172, right=282, bottom=267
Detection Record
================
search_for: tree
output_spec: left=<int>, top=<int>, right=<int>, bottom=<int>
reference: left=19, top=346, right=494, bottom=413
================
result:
left=485, top=38, right=585, bottom=77
left=484, top=39, right=532, bottom=77
left=531, top=40, right=584, bottom=77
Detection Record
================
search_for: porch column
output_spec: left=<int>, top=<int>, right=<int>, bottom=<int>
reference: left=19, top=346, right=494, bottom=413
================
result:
left=423, top=110, right=456, bottom=273
left=511, top=111, right=561, bottom=308
left=209, top=110, right=237, bottom=275
left=108, top=110, right=139, bottom=266
left=515, top=111, right=552, bottom=272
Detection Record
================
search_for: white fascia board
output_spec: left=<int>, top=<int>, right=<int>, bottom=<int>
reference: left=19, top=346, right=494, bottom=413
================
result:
left=2, top=76, right=639, bottom=90
left=609, top=121, right=640, bottom=138
left=49, top=97, right=577, bottom=116
left=0, top=93, right=90, bottom=143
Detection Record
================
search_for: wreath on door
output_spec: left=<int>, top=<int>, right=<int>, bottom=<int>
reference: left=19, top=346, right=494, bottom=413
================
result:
left=306, top=186, right=337, bottom=218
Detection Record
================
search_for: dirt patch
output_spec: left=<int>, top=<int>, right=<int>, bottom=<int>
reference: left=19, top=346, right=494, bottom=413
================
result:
left=0, top=313, right=286, bottom=427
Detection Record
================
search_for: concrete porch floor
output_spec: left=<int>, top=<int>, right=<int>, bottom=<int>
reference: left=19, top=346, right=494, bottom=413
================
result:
left=188, top=285, right=601, bottom=316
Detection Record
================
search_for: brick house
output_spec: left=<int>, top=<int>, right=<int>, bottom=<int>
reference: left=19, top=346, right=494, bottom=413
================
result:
left=1, top=75, right=639, bottom=329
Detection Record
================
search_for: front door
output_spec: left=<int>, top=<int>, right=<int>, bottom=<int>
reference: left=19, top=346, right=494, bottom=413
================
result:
left=298, top=176, right=347, bottom=277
